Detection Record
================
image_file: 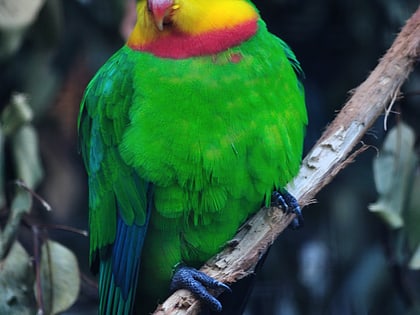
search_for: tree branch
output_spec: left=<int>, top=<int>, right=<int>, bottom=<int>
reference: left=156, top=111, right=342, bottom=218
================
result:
left=152, top=6, right=420, bottom=315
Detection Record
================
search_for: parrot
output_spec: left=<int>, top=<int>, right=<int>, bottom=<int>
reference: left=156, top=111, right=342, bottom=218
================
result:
left=78, top=0, right=307, bottom=314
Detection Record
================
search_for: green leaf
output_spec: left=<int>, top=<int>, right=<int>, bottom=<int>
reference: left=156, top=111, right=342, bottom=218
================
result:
left=368, top=122, right=417, bottom=228
left=11, top=125, right=43, bottom=189
left=0, top=187, right=32, bottom=261
left=1, top=93, right=33, bottom=136
left=406, top=171, right=420, bottom=269
left=37, top=240, right=80, bottom=315
left=0, top=242, right=36, bottom=315
left=0, top=126, right=5, bottom=209
left=408, top=244, right=420, bottom=269
left=10, top=186, right=32, bottom=214
left=0, top=0, right=45, bottom=29
left=0, top=0, right=46, bottom=59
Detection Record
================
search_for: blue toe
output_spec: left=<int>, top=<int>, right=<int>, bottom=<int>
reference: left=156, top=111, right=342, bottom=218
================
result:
left=170, top=266, right=230, bottom=312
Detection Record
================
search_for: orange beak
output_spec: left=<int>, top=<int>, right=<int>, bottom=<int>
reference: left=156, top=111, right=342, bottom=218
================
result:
left=148, top=0, right=174, bottom=31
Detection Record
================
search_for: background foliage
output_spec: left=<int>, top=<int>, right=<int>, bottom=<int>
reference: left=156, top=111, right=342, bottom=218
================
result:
left=0, top=0, right=419, bottom=314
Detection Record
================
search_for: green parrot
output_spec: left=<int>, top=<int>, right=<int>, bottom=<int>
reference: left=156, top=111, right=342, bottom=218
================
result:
left=78, top=0, right=307, bottom=314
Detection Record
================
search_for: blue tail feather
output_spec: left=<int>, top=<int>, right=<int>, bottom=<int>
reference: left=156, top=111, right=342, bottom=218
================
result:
left=98, top=184, right=152, bottom=315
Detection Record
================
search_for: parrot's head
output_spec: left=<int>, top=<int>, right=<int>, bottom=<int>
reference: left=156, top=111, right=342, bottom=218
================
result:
left=146, top=0, right=180, bottom=31
left=141, top=0, right=257, bottom=32
left=128, top=0, right=257, bottom=42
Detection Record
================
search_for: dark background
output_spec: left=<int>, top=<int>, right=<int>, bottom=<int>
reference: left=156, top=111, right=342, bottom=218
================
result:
left=1, top=0, right=419, bottom=314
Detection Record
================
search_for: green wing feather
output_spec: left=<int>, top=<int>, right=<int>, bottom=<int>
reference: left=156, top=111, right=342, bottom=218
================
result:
left=78, top=48, right=150, bottom=314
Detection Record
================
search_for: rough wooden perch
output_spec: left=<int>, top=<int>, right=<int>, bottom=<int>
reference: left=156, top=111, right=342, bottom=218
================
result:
left=153, top=6, right=420, bottom=315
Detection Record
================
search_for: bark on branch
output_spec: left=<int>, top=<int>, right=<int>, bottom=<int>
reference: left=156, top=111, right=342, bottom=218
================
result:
left=153, top=6, right=420, bottom=315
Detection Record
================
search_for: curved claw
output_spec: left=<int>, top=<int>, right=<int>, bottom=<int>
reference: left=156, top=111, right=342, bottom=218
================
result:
left=271, top=190, right=304, bottom=229
left=170, top=266, right=231, bottom=312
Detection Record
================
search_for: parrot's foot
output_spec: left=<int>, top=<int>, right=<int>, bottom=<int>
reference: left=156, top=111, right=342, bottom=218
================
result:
left=170, top=266, right=231, bottom=312
left=271, top=190, right=303, bottom=229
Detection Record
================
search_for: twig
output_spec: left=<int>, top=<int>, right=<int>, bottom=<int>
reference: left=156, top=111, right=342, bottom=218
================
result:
left=15, top=180, right=52, bottom=212
left=32, top=225, right=45, bottom=314
left=153, top=6, right=420, bottom=315
left=36, top=223, right=88, bottom=237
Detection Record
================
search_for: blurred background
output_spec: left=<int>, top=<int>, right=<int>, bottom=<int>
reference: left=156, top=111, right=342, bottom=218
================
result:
left=0, top=0, right=419, bottom=314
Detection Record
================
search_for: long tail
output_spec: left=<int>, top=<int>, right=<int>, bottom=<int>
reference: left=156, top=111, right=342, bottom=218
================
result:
left=98, top=215, right=149, bottom=315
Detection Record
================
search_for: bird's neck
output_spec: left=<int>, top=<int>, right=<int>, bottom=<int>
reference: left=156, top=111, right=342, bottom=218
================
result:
left=127, top=2, right=259, bottom=59
left=127, top=20, right=258, bottom=59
